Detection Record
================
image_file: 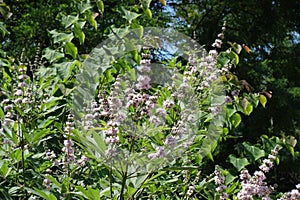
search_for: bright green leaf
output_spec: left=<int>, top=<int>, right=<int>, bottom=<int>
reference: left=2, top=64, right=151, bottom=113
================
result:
left=259, top=94, right=267, bottom=108
left=145, top=8, right=152, bottom=18
left=96, top=0, right=104, bottom=13
left=73, top=23, right=85, bottom=45
left=86, top=10, right=98, bottom=30
left=230, top=113, right=241, bottom=128
left=64, top=42, right=78, bottom=59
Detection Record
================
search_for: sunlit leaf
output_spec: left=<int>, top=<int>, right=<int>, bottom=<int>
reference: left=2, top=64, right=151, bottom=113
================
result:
left=230, top=113, right=241, bottom=128
left=259, top=94, right=267, bottom=108
left=60, top=14, right=79, bottom=28
left=86, top=10, right=98, bottom=30
left=64, top=42, right=78, bottom=59
left=96, top=0, right=104, bottom=13
left=73, top=23, right=85, bottom=45
left=49, top=30, right=74, bottom=44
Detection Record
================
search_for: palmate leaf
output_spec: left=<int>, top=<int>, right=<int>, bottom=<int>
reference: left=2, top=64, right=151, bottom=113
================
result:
left=242, top=142, right=265, bottom=161
left=120, top=7, right=141, bottom=24
left=49, top=30, right=74, bottom=44
left=42, top=48, right=64, bottom=63
left=60, top=14, right=79, bottom=28
left=228, top=154, right=250, bottom=171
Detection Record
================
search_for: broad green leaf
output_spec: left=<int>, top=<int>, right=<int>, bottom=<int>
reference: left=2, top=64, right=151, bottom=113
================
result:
left=64, top=42, right=78, bottom=59
left=244, top=101, right=253, bottom=115
left=32, top=128, right=51, bottom=144
left=42, top=48, right=64, bottom=63
left=54, top=60, right=80, bottom=81
left=121, top=7, right=141, bottom=24
left=25, top=188, right=57, bottom=200
left=96, top=0, right=104, bottom=13
left=73, top=23, right=85, bottom=45
left=228, top=154, right=250, bottom=171
left=242, top=142, right=265, bottom=161
left=259, top=94, right=267, bottom=108
left=12, top=148, right=22, bottom=161
left=61, top=14, right=79, bottom=28
left=228, top=42, right=242, bottom=54
left=230, top=113, right=241, bottom=128
left=130, top=23, right=143, bottom=38
left=0, top=160, right=11, bottom=178
left=217, top=52, right=230, bottom=66
left=76, top=186, right=100, bottom=200
left=77, top=1, right=93, bottom=14
left=49, top=30, right=74, bottom=44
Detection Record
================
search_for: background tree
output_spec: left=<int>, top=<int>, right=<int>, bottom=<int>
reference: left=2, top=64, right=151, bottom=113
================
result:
left=169, top=0, right=300, bottom=191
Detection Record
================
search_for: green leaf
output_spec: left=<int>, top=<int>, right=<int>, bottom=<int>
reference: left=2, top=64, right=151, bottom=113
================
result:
left=130, top=23, right=144, bottom=38
left=61, top=14, right=79, bottom=28
left=228, top=154, right=250, bottom=171
left=141, top=0, right=152, bottom=9
left=96, top=0, right=104, bottom=13
left=54, top=60, right=80, bottom=81
left=76, top=186, right=100, bottom=200
left=228, top=42, right=242, bottom=54
left=42, top=48, right=64, bottom=63
left=145, top=8, right=152, bottom=19
left=231, top=51, right=239, bottom=65
left=25, top=188, right=57, bottom=200
left=73, top=23, right=85, bottom=45
left=0, top=107, right=4, bottom=119
left=121, top=7, right=141, bottom=24
left=77, top=1, right=93, bottom=14
left=242, top=142, right=265, bottom=161
left=0, top=21, right=10, bottom=36
left=86, top=10, right=97, bottom=30
left=230, top=113, right=241, bottom=128
left=49, top=30, right=74, bottom=44
left=244, top=101, right=253, bottom=115
left=0, top=160, right=11, bottom=178
left=259, top=94, right=267, bottom=108
left=64, top=42, right=78, bottom=59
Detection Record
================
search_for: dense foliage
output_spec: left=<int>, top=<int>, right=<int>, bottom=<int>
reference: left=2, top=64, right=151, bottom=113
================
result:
left=0, top=0, right=299, bottom=199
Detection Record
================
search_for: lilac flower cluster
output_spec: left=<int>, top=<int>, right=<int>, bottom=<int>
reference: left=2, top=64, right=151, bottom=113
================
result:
left=52, top=115, right=88, bottom=172
left=279, top=184, right=300, bottom=200
left=214, top=165, right=229, bottom=200
left=136, top=48, right=151, bottom=90
left=236, top=146, right=280, bottom=200
left=2, top=66, right=32, bottom=127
